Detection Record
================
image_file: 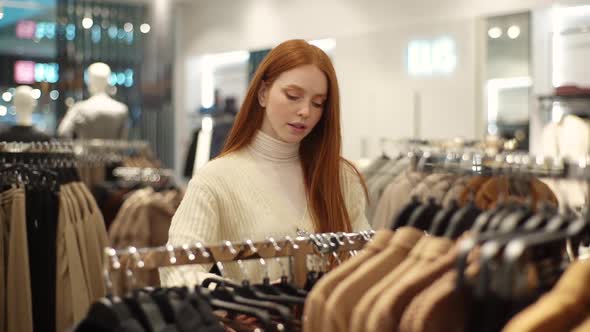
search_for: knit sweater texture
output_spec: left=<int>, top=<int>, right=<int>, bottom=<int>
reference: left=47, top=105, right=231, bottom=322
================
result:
left=159, top=130, right=371, bottom=286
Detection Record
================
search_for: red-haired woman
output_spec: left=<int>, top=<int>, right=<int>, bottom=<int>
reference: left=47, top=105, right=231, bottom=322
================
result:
left=160, top=39, right=371, bottom=286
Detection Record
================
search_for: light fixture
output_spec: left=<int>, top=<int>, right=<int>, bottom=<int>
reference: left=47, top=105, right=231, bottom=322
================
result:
left=50, top=90, right=59, bottom=100
left=82, top=17, right=93, bottom=30
left=0, top=1, right=4, bottom=20
left=124, top=22, right=133, bottom=32
left=507, top=25, right=521, bottom=39
left=0, top=106, right=6, bottom=117
left=488, top=27, right=502, bottom=39
left=140, top=23, right=151, bottom=34
left=1, top=91, right=11, bottom=102
left=31, top=89, right=41, bottom=100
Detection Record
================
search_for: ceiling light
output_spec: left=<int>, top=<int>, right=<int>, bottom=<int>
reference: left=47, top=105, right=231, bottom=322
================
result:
left=488, top=27, right=502, bottom=39
left=82, top=17, right=93, bottom=30
left=0, top=106, right=6, bottom=117
left=1, top=92, right=11, bottom=102
left=31, top=89, right=41, bottom=100
left=50, top=90, right=59, bottom=100
left=507, top=25, right=521, bottom=39
left=140, top=23, right=151, bottom=34
left=124, top=23, right=133, bottom=32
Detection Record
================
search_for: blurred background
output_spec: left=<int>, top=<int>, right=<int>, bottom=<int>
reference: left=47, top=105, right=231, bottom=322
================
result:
left=0, top=0, right=589, bottom=182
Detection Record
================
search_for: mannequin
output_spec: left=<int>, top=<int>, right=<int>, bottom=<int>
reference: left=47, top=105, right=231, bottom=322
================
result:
left=0, top=85, right=50, bottom=142
left=57, top=62, right=129, bottom=140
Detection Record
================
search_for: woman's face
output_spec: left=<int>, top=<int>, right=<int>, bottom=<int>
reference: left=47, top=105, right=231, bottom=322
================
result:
left=258, top=64, right=327, bottom=144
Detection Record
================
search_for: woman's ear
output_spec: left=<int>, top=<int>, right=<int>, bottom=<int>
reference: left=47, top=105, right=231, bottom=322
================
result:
left=258, top=81, right=269, bottom=108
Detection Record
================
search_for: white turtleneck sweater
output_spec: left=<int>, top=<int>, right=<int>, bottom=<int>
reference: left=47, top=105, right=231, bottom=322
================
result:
left=159, top=131, right=371, bottom=286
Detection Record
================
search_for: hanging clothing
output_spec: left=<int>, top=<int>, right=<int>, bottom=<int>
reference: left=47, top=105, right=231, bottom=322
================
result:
left=160, top=130, right=371, bottom=286
left=0, top=125, right=51, bottom=142
left=3, top=188, right=33, bottom=332
left=541, top=114, right=590, bottom=207
left=322, top=227, right=423, bottom=332
left=303, top=230, right=395, bottom=332
left=503, top=261, right=590, bottom=332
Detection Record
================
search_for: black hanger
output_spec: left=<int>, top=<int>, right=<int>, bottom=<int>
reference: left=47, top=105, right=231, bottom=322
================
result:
left=498, top=204, right=534, bottom=234
left=252, top=277, right=305, bottom=305
left=390, top=196, right=421, bottom=230
left=444, top=201, right=481, bottom=239
left=207, top=279, right=295, bottom=326
left=122, top=290, right=167, bottom=332
left=471, top=204, right=505, bottom=234
left=522, top=203, right=557, bottom=231
left=484, top=203, right=521, bottom=235
left=407, top=197, right=441, bottom=232
left=495, top=213, right=585, bottom=310
left=429, top=200, right=459, bottom=236
left=197, top=287, right=278, bottom=332
left=273, top=275, right=308, bottom=297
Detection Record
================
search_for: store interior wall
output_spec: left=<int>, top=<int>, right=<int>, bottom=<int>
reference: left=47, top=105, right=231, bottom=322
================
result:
left=172, top=0, right=555, bottom=180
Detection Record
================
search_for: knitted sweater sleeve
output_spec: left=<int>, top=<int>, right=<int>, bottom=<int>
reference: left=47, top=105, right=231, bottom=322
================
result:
left=343, top=162, right=373, bottom=232
left=158, top=177, right=221, bottom=286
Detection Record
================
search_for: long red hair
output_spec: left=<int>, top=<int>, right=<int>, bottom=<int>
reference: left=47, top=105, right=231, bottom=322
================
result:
left=221, top=39, right=367, bottom=234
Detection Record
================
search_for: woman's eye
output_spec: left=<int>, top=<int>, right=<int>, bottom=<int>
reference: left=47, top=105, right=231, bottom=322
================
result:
left=286, top=94, right=299, bottom=101
left=312, top=102, right=324, bottom=108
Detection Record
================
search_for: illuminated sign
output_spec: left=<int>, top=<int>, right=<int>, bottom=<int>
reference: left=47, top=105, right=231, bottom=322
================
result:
left=16, top=21, right=36, bottom=39
left=407, top=37, right=457, bottom=76
left=14, top=61, right=59, bottom=84
left=16, top=21, right=58, bottom=40
left=14, top=61, right=35, bottom=83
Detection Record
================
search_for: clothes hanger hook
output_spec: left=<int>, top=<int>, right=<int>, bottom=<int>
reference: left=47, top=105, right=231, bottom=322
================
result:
left=181, top=244, right=196, bottom=261
left=194, top=241, right=211, bottom=259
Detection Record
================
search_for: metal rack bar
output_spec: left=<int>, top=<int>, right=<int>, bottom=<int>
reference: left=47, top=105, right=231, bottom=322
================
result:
left=103, top=232, right=373, bottom=273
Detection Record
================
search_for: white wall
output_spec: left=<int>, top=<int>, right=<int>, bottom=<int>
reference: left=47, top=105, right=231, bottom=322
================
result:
left=173, top=0, right=555, bottom=178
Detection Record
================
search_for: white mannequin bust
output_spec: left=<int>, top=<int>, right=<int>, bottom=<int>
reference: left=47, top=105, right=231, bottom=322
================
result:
left=57, top=62, right=129, bottom=139
left=87, top=62, right=111, bottom=96
left=13, top=85, right=36, bottom=126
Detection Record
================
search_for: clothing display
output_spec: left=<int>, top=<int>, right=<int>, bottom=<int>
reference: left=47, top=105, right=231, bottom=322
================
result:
left=303, top=194, right=584, bottom=332
left=183, top=112, right=236, bottom=178
left=58, top=92, right=129, bottom=140
left=108, top=187, right=184, bottom=295
left=0, top=125, right=51, bottom=142
left=541, top=114, right=590, bottom=207
left=366, top=159, right=558, bottom=230
left=0, top=145, right=108, bottom=332
left=74, top=139, right=161, bottom=193
left=76, top=233, right=374, bottom=332
left=162, top=130, right=371, bottom=286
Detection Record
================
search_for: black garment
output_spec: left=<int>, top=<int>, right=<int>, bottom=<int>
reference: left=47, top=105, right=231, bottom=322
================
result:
left=26, top=188, right=58, bottom=332
left=176, top=295, right=225, bottom=332
left=182, top=129, right=200, bottom=178
left=182, top=114, right=235, bottom=179
left=0, top=125, right=51, bottom=142
left=75, top=301, right=147, bottom=332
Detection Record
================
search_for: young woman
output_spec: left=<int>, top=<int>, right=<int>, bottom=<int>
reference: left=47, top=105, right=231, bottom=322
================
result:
left=160, top=39, right=371, bottom=286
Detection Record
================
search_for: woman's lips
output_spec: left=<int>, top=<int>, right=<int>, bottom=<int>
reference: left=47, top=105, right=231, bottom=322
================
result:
left=288, top=123, right=306, bottom=133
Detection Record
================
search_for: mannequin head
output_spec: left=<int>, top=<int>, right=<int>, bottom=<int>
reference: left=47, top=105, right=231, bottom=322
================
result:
left=87, top=62, right=111, bottom=96
left=14, top=85, right=36, bottom=126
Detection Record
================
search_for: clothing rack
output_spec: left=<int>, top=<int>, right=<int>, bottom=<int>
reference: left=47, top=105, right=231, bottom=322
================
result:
left=407, top=148, right=590, bottom=180
left=112, top=167, right=174, bottom=183
left=103, top=231, right=374, bottom=295
left=0, top=141, right=75, bottom=155
left=68, top=139, right=154, bottom=162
